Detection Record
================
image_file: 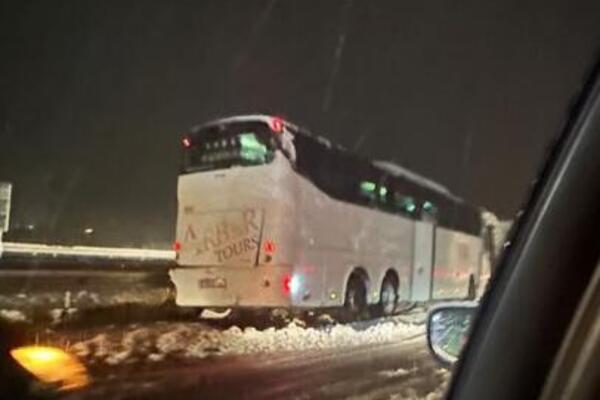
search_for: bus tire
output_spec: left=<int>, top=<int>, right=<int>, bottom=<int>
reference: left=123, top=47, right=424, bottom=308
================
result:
left=378, top=275, right=398, bottom=317
left=467, top=275, right=476, bottom=300
left=344, top=275, right=367, bottom=321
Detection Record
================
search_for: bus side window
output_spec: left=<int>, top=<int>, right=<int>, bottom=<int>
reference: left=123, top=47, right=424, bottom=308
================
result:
left=358, top=180, right=377, bottom=204
left=294, top=131, right=356, bottom=202
left=378, top=185, right=388, bottom=205
left=421, top=200, right=438, bottom=222
left=394, top=192, right=417, bottom=216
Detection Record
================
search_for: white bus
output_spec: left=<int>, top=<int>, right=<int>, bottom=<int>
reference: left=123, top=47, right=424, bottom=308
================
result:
left=169, top=115, right=491, bottom=317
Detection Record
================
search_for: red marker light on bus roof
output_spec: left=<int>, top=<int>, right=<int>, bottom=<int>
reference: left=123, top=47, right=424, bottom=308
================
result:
left=182, top=137, right=192, bottom=148
left=270, top=117, right=284, bottom=133
left=173, top=241, right=182, bottom=252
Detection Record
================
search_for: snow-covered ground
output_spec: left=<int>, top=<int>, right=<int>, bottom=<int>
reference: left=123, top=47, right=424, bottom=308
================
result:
left=0, top=308, right=27, bottom=322
left=377, top=368, right=450, bottom=400
left=0, top=285, right=172, bottom=325
left=41, top=307, right=454, bottom=399
left=63, top=311, right=426, bottom=366
left=0, top=287, right=170, bottom=310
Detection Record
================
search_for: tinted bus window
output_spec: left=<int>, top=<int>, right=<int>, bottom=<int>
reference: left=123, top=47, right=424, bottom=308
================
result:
left=182, top=122, right=276, bottom=173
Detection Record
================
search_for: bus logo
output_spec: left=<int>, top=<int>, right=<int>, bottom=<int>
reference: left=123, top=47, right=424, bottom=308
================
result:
left=179, top=208, right=264, bottom=266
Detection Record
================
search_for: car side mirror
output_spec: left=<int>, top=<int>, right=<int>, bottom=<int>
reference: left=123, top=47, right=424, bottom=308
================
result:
left=426, top=302, right=478, bottom=367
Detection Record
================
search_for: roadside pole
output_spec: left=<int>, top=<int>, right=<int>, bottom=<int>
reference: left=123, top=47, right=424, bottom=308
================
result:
left=0, top=182, right=12, bottom=259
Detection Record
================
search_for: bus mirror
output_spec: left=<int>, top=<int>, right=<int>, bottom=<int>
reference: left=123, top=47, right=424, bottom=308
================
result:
left=426, top=302, right=478, bottom=367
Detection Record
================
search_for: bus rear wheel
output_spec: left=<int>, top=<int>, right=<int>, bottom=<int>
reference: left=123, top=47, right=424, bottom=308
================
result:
left=344, top=276, right=367, bottom=321
left=378, top=276, right=398, bottom=317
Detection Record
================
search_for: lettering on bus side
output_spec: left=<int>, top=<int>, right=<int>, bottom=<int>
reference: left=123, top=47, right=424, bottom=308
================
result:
left=214, top=237, right=259, bottom=262
left=184, top=209, right=263, bottom=263
left=243, top=209, right=260, bottom=231
left=184, top=225, right=197, bottom=241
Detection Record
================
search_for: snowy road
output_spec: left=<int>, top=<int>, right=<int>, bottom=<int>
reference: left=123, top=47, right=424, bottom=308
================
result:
left=65, top=334, right=447, bottom=400
left=42, top=310, right=450, bottom=399
left=0, top=265, right=451, bottom=400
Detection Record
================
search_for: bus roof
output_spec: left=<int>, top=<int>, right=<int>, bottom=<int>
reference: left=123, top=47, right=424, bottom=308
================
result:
left=188, top=114, right=464, bottom=203
left=189, top=114, right=296, bottom=133
left=371, top=160, right=462, bottom=201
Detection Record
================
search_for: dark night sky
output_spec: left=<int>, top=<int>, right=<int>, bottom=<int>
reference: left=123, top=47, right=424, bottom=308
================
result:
left=1, top=1, right=599, bottom=247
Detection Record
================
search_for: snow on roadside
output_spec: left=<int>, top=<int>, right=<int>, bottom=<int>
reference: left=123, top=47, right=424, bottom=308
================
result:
left=394, top=306, right=428, bottom=325
left=346, top=365, right=450, bottom=400
left=383, top=368, right=450, bottom=400
left=0, top=309, right=27, bottom=322
left=378, top=367, right=415, bottom=378
left=69, top=316, right=424, bottom=366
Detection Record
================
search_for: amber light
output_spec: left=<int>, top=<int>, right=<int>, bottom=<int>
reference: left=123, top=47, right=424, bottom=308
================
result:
left=10, top=346, right=90, bottom=391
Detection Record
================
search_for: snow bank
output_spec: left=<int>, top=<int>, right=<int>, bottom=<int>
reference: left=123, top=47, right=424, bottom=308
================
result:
left=384, top=368, right=450, bottom=400
left=0, top=287, right=171, bottom=322
left=69, top=316, right=424, bottom=365
left=0, top=309, right=27, bottom=322
left=378, top=367, right=415, bottom=378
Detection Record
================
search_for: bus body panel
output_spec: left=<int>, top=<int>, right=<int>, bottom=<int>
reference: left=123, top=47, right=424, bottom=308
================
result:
left=176, top=153, right=297, bottom=268
left=293, top=172, right=415, bottom=307
left=172, top=152, right=302, bottom=308
left=410, top=221, right=435, bottom=301
left=170, top=266, right=294, bottom=307
left=287, top=247, right=330, bottom=307
left=431, top=227, right=482, bottom=299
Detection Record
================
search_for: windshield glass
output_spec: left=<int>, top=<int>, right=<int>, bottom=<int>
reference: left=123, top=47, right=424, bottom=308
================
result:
left=0, top=1, right=598, bottom=399
left=182, top=121, right=277, bottom=173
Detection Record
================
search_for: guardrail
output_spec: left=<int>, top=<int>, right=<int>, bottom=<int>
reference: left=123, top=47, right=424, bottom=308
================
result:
left=1, top=242, right=175, bottom=261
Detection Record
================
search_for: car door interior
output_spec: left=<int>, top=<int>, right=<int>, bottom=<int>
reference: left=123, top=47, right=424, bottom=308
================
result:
left=539, top=258, right=600, bottom=400
left=445, top=59, right=600, bottom=399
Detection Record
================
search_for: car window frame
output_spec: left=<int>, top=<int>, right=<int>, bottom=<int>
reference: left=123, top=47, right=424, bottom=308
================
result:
left=446, top=58, right=600, bottom=399
left=539, top=258, right=600, bottom=400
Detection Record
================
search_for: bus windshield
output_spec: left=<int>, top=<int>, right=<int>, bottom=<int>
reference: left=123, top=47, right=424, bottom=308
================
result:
left=182, top=121, right=277, bottom=173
